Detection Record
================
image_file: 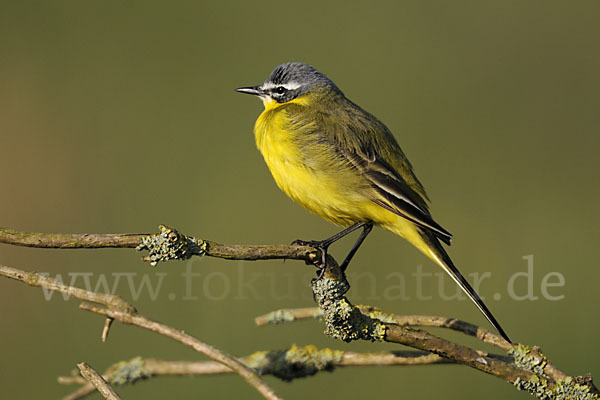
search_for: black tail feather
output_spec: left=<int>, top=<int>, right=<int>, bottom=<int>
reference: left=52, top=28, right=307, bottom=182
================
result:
left=422, top=230, right=512, bottom=343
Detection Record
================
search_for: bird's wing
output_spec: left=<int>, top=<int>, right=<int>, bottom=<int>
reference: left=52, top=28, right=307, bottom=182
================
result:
left=313, top=102, right=453, bottom=245
left=341, top=148, right=452, bottom=245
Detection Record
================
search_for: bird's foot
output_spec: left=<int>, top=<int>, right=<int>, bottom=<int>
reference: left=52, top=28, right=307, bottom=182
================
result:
left=291, top=238, right=329, bottom=272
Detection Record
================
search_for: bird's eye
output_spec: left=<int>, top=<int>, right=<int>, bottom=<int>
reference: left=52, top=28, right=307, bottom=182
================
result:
left=274, top=86, right=286, bottom=95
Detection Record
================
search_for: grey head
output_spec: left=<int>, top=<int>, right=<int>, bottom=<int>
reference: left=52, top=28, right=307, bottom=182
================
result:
left=236, top=62, right=341, bottom=104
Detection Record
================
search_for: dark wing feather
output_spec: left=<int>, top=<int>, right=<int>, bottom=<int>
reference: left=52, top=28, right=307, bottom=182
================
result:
left=343, top=149, right=453, bottom=245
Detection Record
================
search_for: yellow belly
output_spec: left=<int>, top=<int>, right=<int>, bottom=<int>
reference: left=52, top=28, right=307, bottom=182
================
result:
left=259, top=138, right=362, bottom=225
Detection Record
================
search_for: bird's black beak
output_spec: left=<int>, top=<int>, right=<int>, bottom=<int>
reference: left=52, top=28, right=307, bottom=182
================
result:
left=235, top=85, right=263, bottom=96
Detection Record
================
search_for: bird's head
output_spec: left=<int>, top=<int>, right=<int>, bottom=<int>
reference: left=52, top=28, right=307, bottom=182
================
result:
left=236, top=62, right=340, bottom=108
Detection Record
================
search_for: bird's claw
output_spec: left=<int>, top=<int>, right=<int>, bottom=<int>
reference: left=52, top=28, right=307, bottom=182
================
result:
left=291, top=238, right=329, bottom=272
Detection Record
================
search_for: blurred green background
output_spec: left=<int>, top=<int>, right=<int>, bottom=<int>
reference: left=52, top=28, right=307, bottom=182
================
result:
left=1, top=1, right=598, bottom=399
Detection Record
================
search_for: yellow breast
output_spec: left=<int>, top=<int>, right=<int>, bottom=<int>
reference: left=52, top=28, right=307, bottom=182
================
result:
left=254, top=98, right=364, bottom=226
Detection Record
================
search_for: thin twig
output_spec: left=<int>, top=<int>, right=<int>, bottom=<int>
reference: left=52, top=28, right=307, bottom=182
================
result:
left=387, top=313, right=510, bottom=350
left=0, top=228, right=144, bottom=248
left=77, top=362, right=121, bottom=400
left=0, top=264, right=135, bottom=313
left=62, top=383, right=96, bottom=400
left=78, top=303, right=283, bottom=400
left=0, top=263, right=282, bottom=400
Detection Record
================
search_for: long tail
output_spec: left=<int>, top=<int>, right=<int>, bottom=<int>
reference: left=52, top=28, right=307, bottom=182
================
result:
left=420, top=229, right=512, bottom=343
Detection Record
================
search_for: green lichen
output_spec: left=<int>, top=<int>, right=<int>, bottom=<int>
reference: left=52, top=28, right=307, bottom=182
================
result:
left=509, top=344, right=548, bottom=376
left=263, top=310, right=299, bottom=324
left=260, top=309, right=323, bottom=325
left=513, top=375, right=598, bottom=400
left=136, top=225, right=207, bottom=266
left=25, top=271, right=41, bottom=286
left=106, top=357, right=150, bottom=385
left=311, top=277, right=386, bottom=343
left=246, top=344, right=344, bottom=381
left=510, top=345, right=598, bottom=399
left=358, top=305, right=397, bottom=324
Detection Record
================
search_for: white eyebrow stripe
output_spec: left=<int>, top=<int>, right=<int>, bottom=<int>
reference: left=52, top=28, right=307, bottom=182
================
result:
left=281, top=81, right=301, bottom=90
left=260, top=81, right=302, bottom=91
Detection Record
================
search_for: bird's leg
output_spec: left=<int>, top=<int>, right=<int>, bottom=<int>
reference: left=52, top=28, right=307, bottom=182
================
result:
left=292, top=221, right=370, bottom=270
left=339, top=222, right=373, bottom=272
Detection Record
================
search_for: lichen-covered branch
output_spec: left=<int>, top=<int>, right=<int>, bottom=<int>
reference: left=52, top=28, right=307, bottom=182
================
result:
left=255, top=307, right=511, bottom=348
left=255, top=306, right=570, bottom=388
left=59, top=349, right=454, bottom=400
left=309, top=255, right=599, bottom=400
left=0, top=225, right=317, bottom=264
left=255, top=306, right=571, bottom=380
left=1, top=225, right=597, bottom=399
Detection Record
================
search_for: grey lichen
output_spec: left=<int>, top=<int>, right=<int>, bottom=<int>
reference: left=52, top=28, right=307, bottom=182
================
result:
left=246, top=344, right=344, bottom=381
left=136, top=224, right=207, bottom=266
left=106, top=357, right=150, bottom=385
left=311, top=277, right=386, bottom=342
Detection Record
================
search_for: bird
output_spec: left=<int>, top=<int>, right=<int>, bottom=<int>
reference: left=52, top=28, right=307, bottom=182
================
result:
left=236, top=62, right=511, bottom=343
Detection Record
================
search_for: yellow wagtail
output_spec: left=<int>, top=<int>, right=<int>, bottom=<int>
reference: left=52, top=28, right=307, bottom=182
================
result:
left=236, top=62, right=510, bottom=342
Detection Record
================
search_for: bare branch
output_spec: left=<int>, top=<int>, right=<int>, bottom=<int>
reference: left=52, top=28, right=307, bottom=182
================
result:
left=77, top=303, right=282, bottom=400
left=77, top=363, right=121, bottom=400
left=0, top=227, right=144, bottom=248
left=0, top=264, right=135, bottom=313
